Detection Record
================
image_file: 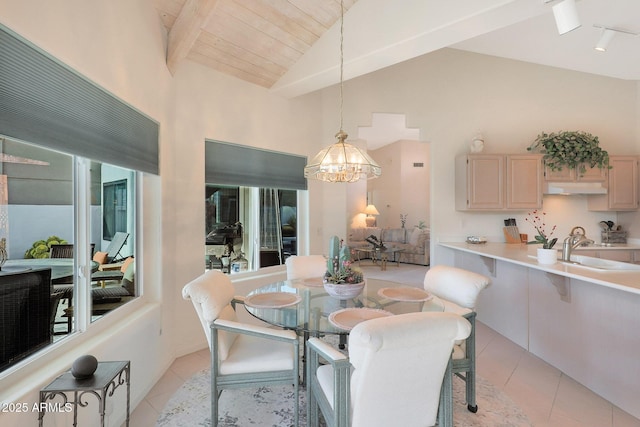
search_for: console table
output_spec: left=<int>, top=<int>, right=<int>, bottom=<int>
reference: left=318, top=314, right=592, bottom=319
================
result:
left=38, top=360, right=130, bottom=427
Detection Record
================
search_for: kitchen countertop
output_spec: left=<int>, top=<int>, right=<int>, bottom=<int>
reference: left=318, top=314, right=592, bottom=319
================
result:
left=439, top=242, right=640, bottom=295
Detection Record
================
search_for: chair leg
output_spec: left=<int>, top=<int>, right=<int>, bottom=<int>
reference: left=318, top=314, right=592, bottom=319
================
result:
left=466, top=369, right=478, bottom=413
left=211, top=328, right=219, bottom=426
left=439, top=358, right=454, bottom=427
left=466, top=312, right=478, bottom=413
left=306, top=344, right=319, bottom=427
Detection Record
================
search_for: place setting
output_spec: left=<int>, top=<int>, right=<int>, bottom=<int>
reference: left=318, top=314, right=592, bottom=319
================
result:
left=243, top=292, right=301, bottom=309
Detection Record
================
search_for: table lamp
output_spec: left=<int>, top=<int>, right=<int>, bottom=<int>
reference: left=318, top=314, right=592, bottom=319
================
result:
left=364, top=204, right=380, bottom=227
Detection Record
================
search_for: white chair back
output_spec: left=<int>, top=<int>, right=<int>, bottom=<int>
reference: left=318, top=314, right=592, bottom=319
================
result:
left=182, top=270, right=238, bottom=358
left=423, top=265, right=490, bottom=309
left=285, top=255, right=326, bottom=280
left=348, top=312, right=471, bottom=427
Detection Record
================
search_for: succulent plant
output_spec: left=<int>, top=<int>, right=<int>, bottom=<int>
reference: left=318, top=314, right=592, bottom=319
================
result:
left=324, top=235, right=363, bottom=284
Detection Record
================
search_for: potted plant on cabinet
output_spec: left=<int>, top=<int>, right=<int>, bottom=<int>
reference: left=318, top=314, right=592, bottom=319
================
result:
left=527, top=130, right=609, bottom=175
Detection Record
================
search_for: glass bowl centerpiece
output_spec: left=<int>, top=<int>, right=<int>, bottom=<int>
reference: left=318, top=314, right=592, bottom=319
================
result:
left=323, top=235, right=365, bottom=300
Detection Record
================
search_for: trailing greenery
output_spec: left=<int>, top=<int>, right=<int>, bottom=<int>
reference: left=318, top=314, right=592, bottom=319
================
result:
left=527, top=130, right=609, bottom=174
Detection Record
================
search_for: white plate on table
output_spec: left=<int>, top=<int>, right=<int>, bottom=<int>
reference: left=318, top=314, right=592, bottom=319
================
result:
left=302, top=277, right=324, bottom=287
left=377, top=287, right=433, bottom=302
left=244, top=292, right=301, bottom=309
left=328, top=307, right=393, bottom=331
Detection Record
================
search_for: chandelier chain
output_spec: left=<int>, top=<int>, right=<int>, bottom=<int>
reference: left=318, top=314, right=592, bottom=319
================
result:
left=339, top=0, right=344, bottom=132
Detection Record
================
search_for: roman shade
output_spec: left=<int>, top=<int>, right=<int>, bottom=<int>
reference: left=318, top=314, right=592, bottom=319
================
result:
left=205, top=140, right=307, bottom=190
left=0, top=25, right=159, bottom=175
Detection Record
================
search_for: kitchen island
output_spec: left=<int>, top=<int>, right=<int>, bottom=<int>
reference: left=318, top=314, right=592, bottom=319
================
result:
left=439, top=242, right=640, bottom=420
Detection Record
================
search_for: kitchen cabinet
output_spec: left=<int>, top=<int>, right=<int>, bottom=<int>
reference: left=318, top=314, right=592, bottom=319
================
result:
left=588, top=156, right=639, bottom=211
left=455, top=154, right=542, bottom=211
left=544, top=162, right=607, bottom=182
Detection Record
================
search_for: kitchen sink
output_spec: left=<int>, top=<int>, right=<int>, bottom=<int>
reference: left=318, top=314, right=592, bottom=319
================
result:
left=564, top=255, right=640, bottom=271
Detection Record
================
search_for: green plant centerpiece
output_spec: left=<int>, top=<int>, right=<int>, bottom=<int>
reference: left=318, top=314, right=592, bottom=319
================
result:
left=527, top=130, right=609, bottom=174
left=323, top=235, right=365, bottom=299
left=24, top=235, right=68, bottom=259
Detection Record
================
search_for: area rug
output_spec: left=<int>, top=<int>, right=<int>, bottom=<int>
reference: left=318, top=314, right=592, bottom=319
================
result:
left=156, top=369, right=532, bottom=427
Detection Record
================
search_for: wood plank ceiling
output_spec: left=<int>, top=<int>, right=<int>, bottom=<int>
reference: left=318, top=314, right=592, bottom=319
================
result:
left=153, top=0, right=358, bottom=88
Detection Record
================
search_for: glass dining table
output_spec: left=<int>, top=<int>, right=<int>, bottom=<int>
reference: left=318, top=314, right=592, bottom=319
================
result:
left=243, top=277, right=444, bottom=340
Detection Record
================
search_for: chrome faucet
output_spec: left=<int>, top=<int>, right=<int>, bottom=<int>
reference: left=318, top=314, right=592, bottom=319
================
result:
left=561, top=233, right=595, bottom=262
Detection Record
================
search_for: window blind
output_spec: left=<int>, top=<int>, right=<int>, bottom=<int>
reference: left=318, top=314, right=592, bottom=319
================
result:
left=205, top=140, right=307, bottom=190
left=0, top=25, right=159, bottom=175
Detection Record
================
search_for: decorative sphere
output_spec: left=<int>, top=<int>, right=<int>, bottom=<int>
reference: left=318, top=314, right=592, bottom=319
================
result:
left=71, top=355, right=98, bottom=379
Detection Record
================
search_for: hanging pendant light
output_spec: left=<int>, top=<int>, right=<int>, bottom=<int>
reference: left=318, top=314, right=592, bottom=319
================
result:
left=304, top=0, right=381, bottom=183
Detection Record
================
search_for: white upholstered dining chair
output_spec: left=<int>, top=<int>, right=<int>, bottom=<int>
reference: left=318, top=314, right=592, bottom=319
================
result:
left=182, top=270, right=300, bottom=426
left=423, top=264, right=490, bottom=413
left=285, top=255, right=327, bottom=280
left=306, top=311, right=471, bottom=427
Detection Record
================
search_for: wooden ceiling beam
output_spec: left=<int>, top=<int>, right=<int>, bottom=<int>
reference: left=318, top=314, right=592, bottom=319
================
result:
left=166, top=0, right=219, bottom=74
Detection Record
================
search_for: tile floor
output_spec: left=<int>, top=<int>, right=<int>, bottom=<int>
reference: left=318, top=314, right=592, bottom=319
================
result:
left=129, top=319, right=640, bottom=427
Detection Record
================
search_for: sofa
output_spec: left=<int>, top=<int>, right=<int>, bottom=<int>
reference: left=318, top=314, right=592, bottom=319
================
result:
left=347, top=227, right=430, bottom=266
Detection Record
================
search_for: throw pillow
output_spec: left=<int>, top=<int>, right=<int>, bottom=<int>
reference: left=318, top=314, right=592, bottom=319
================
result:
left=92, top=251, right=108, bottom=265
left=409, top=228, right=422, bottom=246
left=120, top=256, right=134, bottom=273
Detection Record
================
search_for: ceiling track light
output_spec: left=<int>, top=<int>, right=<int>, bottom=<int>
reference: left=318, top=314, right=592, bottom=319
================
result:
left=593, top=25, right=639, bottom=52
left=544, top=0, right=581, bottom=35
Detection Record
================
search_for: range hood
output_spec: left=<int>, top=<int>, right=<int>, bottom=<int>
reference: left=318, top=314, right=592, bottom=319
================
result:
left=544, top=182, right=608, bottom=195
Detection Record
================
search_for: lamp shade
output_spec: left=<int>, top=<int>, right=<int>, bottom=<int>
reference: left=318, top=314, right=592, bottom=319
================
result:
left=364, top=204, right=380, bottom=216
left=552, top=0, right=581, bottom=35
left=304, top=131, right=382, bottom=183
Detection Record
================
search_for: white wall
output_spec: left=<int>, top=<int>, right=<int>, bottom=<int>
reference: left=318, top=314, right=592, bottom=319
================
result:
left=1, top=1, right=171, bottom=425
left=339, top=48, right=639, bottom=265
left=369, top=140, right=430, bottom=229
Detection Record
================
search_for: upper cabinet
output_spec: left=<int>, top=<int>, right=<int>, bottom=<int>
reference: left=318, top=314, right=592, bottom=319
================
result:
left=456, top=154, right=543, bottom=211
left=544, top=163, right=607, bottom=183
left=588, top=156, right=639, bottom=211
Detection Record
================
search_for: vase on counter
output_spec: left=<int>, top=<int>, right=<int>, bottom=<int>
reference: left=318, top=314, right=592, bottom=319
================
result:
left=537, top=248, right=558, bottom=265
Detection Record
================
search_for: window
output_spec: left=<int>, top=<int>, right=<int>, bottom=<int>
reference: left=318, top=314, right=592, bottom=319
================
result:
left=204, top=140, right=306, bottom=273
left=0, top=25, right=154, bottom=374
left=0, top=138, right=138, bottom=374
left=205, top=185, right=298, bottom=272
left=103, top=179, right=128, bottom=241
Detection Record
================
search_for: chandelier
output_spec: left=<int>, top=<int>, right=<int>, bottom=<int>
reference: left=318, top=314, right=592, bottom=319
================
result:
left=304, top=0, right=381, bottom=183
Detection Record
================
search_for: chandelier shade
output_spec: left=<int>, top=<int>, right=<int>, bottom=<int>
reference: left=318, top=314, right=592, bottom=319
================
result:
left=303, top=0, right=381, bottom=183
left=304, top=131, right=381, bottom=183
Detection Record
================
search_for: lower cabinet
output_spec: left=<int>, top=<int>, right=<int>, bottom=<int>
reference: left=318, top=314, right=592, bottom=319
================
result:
left=450, top=250, right=640, bottom=420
